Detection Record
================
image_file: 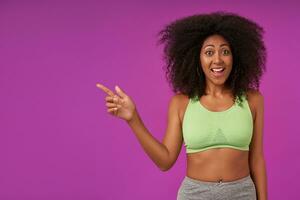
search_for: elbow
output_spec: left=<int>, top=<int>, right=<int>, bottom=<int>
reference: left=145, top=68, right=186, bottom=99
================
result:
left=158, top=148, right=174, bottom=172
left=159, top=162, right=173, bottom=172
left=160, top=166, right=170, bottom=172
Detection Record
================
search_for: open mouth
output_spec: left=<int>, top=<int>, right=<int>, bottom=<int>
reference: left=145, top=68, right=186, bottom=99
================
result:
left=210, top=67, right=225, bottom=77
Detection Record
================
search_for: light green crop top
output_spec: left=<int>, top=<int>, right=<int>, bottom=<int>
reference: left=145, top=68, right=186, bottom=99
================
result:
left=182, top=94, right=253, bottom=153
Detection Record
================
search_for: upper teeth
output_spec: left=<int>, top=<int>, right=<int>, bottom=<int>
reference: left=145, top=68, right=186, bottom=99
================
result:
left=212, top=68, right=224, bottom=72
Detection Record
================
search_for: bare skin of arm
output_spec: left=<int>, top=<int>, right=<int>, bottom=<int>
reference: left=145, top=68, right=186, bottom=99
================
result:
left=126, top=95, right=184, bottom=171
left=248, top=90, right=268, bottom=200
left=96, top=83, right=183, bottom=171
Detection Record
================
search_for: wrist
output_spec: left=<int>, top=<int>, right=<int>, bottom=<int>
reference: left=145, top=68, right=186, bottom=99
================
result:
left=126, top=109, right=139, bottom=125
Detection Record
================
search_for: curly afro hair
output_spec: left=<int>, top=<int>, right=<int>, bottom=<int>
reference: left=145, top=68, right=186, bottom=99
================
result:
left=157, top=11, right=266, bottom=105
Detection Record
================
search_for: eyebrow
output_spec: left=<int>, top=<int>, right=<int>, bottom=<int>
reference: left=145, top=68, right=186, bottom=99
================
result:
left=203, top=44, right=229, bottom=48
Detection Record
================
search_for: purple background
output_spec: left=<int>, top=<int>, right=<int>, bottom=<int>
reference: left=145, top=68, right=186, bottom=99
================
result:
left=1, top=1, right=299, bottom=199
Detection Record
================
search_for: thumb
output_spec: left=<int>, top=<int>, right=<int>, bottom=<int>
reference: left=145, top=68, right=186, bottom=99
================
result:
left=115, top=85, right=126, bottom=98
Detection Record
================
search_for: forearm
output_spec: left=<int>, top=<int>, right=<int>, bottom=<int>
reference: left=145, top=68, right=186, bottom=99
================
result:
left=126, top=110, right=170, bottom=171
left=250, top=157, right=268, bottom=200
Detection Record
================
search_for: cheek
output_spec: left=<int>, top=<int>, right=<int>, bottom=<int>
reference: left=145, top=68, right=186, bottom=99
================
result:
left=200, top=57, right=210, bottom=68
left=224, top=56, right=233, bottom=65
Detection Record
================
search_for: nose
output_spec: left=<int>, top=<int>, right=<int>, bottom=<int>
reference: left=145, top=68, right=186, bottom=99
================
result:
left=213, top=52, right=223, bottom=64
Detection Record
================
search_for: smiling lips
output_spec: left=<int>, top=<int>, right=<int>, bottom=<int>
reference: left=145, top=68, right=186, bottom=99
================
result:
left=210, top=67, right=225, bottom=77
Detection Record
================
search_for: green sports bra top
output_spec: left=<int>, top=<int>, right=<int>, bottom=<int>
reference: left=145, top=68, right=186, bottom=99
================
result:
left=182, top=93, right=253, bottom=154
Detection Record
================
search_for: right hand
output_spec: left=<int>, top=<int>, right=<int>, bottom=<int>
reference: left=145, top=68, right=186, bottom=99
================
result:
left=96, top=83, right=137, bottom=122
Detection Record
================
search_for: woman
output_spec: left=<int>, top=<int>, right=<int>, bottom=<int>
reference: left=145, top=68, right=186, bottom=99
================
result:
left=97, top=11, right=267, bottom=200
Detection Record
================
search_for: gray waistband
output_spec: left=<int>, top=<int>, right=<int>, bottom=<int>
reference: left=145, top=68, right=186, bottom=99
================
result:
left=184, top=174, right=251, bottom=185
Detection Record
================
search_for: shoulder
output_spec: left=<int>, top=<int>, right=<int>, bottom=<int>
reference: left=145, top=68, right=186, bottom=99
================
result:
left=246, top=89, right=264, bottom=105
left=168, top=93, right=190, bottom=124
left=245, top=89, right=264, bottom=120
left=169, top=93, right=189, bottom=108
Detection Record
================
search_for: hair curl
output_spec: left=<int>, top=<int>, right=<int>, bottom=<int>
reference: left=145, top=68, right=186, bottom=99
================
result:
left=157, top=11, right=266, bottom=104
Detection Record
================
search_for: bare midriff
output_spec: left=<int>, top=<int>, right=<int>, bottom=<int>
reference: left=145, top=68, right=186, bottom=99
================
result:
left=186, top=148, right=250, bottom=182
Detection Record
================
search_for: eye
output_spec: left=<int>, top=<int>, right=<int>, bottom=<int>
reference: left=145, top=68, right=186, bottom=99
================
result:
left=223, top=49, right=231, bottom=55
left=205, top=50, right=213, bottom=56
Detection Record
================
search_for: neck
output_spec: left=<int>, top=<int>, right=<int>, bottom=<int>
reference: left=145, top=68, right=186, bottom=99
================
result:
left=205, top=82, right=231, bottom=97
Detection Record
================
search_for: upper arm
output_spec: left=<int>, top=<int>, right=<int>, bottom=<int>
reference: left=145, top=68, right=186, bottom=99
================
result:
left=249, top=90, right=265, bottom=165
left=161, top=94, right=185, bottom=170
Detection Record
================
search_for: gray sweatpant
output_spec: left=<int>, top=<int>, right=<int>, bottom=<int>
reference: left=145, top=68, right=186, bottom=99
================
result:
left=177, top=175, right=257, bottom=200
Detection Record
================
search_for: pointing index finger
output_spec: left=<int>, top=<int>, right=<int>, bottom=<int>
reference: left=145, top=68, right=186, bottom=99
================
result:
left=96, top=83, right=115, bottom=97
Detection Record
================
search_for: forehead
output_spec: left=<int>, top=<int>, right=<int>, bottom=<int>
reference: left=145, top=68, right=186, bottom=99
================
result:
left=202, top=34, right=230, bottom=47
